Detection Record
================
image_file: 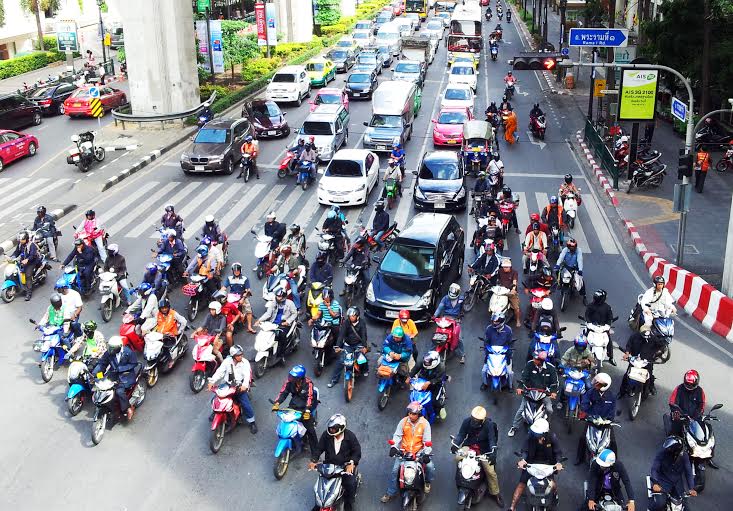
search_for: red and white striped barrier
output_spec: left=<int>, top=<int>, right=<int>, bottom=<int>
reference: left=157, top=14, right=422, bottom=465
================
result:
left=575, top=131, right=619, bottom=206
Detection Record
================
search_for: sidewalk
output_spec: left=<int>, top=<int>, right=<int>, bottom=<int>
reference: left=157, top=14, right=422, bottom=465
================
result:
left=0, top=57, right=86, bottom=94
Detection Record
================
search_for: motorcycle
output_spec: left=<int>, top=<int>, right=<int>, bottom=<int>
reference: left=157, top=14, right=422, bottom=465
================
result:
left=490, top=44, right=498, bottom=61
left=530, top=114, right=546, bottom=140
left=277, top=150, right=301, bottom=178
left=651, top=310, right=674, bottom=364
left=582, top=480, right=624, bottom=511
left=90, top=369, right=147, bottom=445
left=119, top=312, right=145, bottom=352
left=528, top=328, right=562, bottom=365
left=556, top=265, right=582, bottom=312
left=715, top=145, right=733, bottom=172
left=516, top=458, right=566, bottom=511
left=311, top=319, right=337, bottom=377
left=66, top=358, right=95, bottom=416
left=181, top=273, right=210, bottom=321
left=463, top=272, right=494, bottom=312
left=579, top=316, right=617, bottom=370
left=500, top=108, right=511, bottom=129
left=264, top=269, right=305, bottom=306
left=584, top=416, right=620, bottom=463
left=31, top=319, right=72, bottom=383
left=470, top=191, right=492, bottom=226
left=66, top=131, right=105, bottom=172
left=253, top=321, right=301, bottom=378
left=452, top=440, right=496, bottom=510
left=626, top=159, right=667, bottom=193
left=1, top=255, right=50, bottom=302
left=695, top=123, right=733, bottom=151
left=497, top=9, right=503, bottom=20
left=315, top=228, right=341, bottom=266
left=271, top=399, right=318, bottom=480
left=311, top=463, right=362, bottom=511
left=409, top=376, right=447, bottom=424
left=547, top=224, right=562, bottom=261
left=625, top=355, right=651, bottom=421
left=60, top=263, right=98, bottom=297
left=251, top=230, right=278, bottom=280
left=189, top=333, right=219, bottom=393
left=524, top=285, right=552, bottom=328
left=498, top=199, right=516, bottom=248
left=559, top=366, right=591, bottom=434
left=297, top=160, right=315, bottom=191
left=481, top=338, right=515, bottom=404
left=358, top=222, right=400, bottom=252
left=645, top=476, right=694, bottom=511
left=236, top=152, right=254, bottom=182
left=431, top=316, right=461, bottom=363
left=561, top=193, right=578, bottom=229
left=504, top=83, right=515, bottom=100
left=385, top=178, right=398, bottom=209
left=98, top=269, right=123, bottom=322
left=339, top=345, right=368, bottom=402
left=342, top=263, right=367, bottom=308
left=376, top=356, right=401, bottom=411
left=143, top=330, right=189, bottom=387
left=209, top=383, right=247, bottom=454
left=197, top=111, right=212, bottom=128
left=519, top=385, right=550, bottom=428
left=388, top=440, right=433, bottom=510
left=525, top=248, right=546, bottom=276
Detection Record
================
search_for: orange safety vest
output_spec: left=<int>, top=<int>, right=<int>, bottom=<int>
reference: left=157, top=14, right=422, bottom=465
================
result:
left=198, top=256, right=212, bottom=277
left=525, top=231, right=546, bottom=251
left=401, top=417, right=428, bottom=456
left=156, top=310, right=179, bottom=336
left=696, top=152, right=710, bottom=172
left=544, top=205, right=564, bottom=228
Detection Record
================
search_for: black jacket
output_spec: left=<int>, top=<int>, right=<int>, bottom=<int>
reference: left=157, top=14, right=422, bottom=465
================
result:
left=585, top=302, right=614, bottom=325
left=343, top=246, right=369, bottom=267
left=454, top=418, right=498, bottom=455
left=93, top=346, right=140, bottom=388
left=586, top=459, right=635, bottom=502
left=519, top=359, right=559, bottom=393
left=63, top=245, right=96, bottom=268
left=276, top=377, right=316, bottom=410
left=311, top=429, right=362, bottom=466
left=338, top=319, right=368, bottom=348
left=103, top=252, right=127, bottom=275
left=33, top=214, right=56, bottom=235
left=264, top=221, right=286, bottom=243
left=624, top=332, right=664, bottom=362
left=521, top=433, right=562, bottom=465
left=13, top=241, right=41, bottom=265
left=322, top=216, right=343, bottom=234
left=410, top=361, right=446, bottom=389
left=372, top=210, right=390, bottom=233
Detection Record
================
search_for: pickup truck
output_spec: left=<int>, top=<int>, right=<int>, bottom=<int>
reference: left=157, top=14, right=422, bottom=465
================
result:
left=401, top=35, right=437, bottom=66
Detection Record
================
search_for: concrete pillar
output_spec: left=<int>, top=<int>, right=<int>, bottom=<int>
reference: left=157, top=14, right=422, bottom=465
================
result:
left=341, top=0, right=356, bottom=17
left=722, top=194, right=733, bottom=296
left=275, top=0, right=314, bottom=43
left=115, top=0, right=200, bottom=115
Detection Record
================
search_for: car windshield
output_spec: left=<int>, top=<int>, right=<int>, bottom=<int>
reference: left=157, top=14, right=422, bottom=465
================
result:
left=358, top=55, right=377, bottom=63
left=349, top=73, right=371, bottom=83
left=444, top=88, right=470, bottom=100
left=451, top=66, right=474, bottom=76
left=354, top=32, right=369, bottom=39
left=419, top=157, right=460, bottom=179
left=72, top=89, right=91, bottom=98
left=427, top=21, right=443, bottom=30
left=29, top=88, right=52, bottom=98
left=316, top=93, right=341, bottom=104
left=253, top=102, right=280, bottom=116
left=377, top=45, right=390, bottom=54
left=194, top=128, right=229, bottom=144
left=272, top=73, right=296, bottom=83
left=325, top=160, right=363, bottom=177
left=381, top=244, right=436, bottom=277
left=377, top=32, right=398, bottom=41
left=329, top=50, right=348, bottom=59
left=371, top=114, right=402, bottom=128
left=438, top=111, right=467, bottom=124
left=337, top=40, right=353, bottom=47
left=395, top=62, right=420, bottom=73
left=307, top=62, right=325, bottom=72
left=302, top=121, right=334, bottom=135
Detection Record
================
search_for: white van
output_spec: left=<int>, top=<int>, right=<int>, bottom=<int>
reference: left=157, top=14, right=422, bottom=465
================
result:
left=265, top=65, right=311, bottom=106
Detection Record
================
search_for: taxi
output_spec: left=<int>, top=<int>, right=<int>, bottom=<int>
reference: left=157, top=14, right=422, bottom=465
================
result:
left=448, top=51, right=480, bottom=70
left=305, top=58, right=337, bottom=87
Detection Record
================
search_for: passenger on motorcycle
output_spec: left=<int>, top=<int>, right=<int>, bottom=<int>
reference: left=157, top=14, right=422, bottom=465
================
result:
left=283, top=223, right=307, bottom=261
left=184, top=245, right=220, bottom=296
left=329, top=306, right=369, bottom=386
left=62, top=238, right=97, bottom=294
left=531, top=297, right=561, bottom=335
left=559, top=174, right=582, bottom=209
left=584, top=289, right=616, bottom=364
left=161, top=204, right=184, bottom=239
left=240, top=135, right=259, bottom=179
left=158, top=230, right=187, bottom=279
left=668, top=370, right=706, bottom=437
left=309, top=414, right=362, bottom=511
left=93, top=336, right=141, bottom=421
left=389, top=142, right=406, bottom=174
left=497, top=259, right=522, bottom=326
left=384, top=161, right=403, bottom=197
left=12, top=231, right=41, bottom=300
left=557, top=334, right=593, bottom=408
left=263, top=212, right=286, bottom=251
left=507, top=418, right=563, bottom=511
left=523, top=223, right=548, bottom=274
left=323, top=210, right=347, bottom=260
left=33, top=205, right=59, bottom=261
left=255, top=288, right=298, bottom=353
left=103, top=244, right=132, bottom=305
left=221, top=263, right=255, bottom=333
left=78, top=209, right=107, bottom=263
left=382, top=325, right=414, bottom=379
left=208, top=344, right=258, bottom=433
left=213, top=290, right=244, bottom=348
left=575, top=373, right=617, bottom=465
left=619, top=325, right=663, bottom=397
left=339, top=237, right=370, bottom=296
left=555, top=238, right=586, bottom=301
left=640, top=276, right=675, bottom=328
left=299, top=142, right=318, bottom=176
left=309, top=287, right=342, bottom=344
left=126, top=282, right=159, bottom=336
left=452, top=406, right=504, bottom=507
left=542, top=196, right=565, bottom=240
left=272, top=365, right=319, bottom=452
left=154, top=298, right=187, bottom=337
left=474, top=171, right=491, bottom=193
left=482, top=313, right=514, bottom=391
left=409, top=351, right=447, bottom=419
left=392, top=309, right=419, bottom=362
left=649, top=436, right=697, bottom=510
left=371, top=201, right=390, bottom=250
left=274, top=244, right=304, bottom=309
left=473, top=216, right=504, bottom=253
left=470, top=241, right=500, bottom=282
left=525, top=212, right=550, bottom=236
left=195, top=301, right=227, bottom=363
left=202, top=215, right=224, bottom=245
left=380, top=401, right=435, bottom=503
left=507, top=352, right=558, bottom=437
left=488, top=155, right=505, bottom=185
left=68, top=320, right=106, bottom=360
left=309, top=251, right=334, bottom=285
left=434, top=283, right=466, bottom=364
left=584, top=449, right=636, bottom=511
left=40, top=292, right=74, bottom=347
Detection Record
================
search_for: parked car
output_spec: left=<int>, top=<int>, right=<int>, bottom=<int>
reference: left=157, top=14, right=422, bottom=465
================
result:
left=0, top=129, right=39, bottom=171
left=63, top=86, right=127, bottom=118
left=432, top=107, right=472, bottom=147
left=0, top=93, right=42, bottom=129
left=293, top=104, right=350, bottom=161
left=326, top=48, right=357, bottom=73
left=440, top=84, right=475, bottom=113
left=306, top=58, right=336, bottom=87
left=265, top=65, right=311, bottom=106
left=241, top=99, right=289, bottom=139
left=447, top=62, right=478, bottom=92
left=309, top=88, right=350, bottom=112
left=365, top=213, right=465, bottom=323
left=345, top=69, right=378, bottom=99
left=413, top=151, right=467, bottom=211
left=27, top=83, right=77, bottom=116
left=317, top=149, right=380, bottom=206
left=180, top=118, right=252, bottom=175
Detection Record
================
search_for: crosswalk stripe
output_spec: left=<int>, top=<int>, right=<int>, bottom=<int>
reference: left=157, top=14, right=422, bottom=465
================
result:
left=211, top=184, right=263, bottom=235
left=99, top=181, right=159, bottom=233
left=300, top=198, right=325, bottom=242
left=582, top=194, right=619, bottom=255
left=273, top=187, right=305, bottom=225
left=106, top=181, right=179, bottom=236
left=2, top=179, right=69, bottom=217
left=516, top=192, right=530, bottom=244
left=0, top=178, right=39, bottom=210
left=131, top=182, right=202, bottom=238
left=172, top=181, right=225, bottom=238
left=229, top=185, right=286, bottom=240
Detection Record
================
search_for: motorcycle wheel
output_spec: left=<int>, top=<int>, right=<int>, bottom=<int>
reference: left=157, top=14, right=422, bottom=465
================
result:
left=187, top=297, right=200, bottom=321
left=346, top=288, right=355, bottom=308
left=101, top=299, right=114, bottom=323
left=209, top=421, right=226, bottom=454
left=1, top=286, right=17, bottom=303
left=560, top=289, right=569, bottom=312
left=94, top=147, right=106, bottom=162
left=314, top=356, right=324, bottom=377
left=40, top=355, right=54, bottom=383
left=695, top=462, right=706, bottom=493
left=147, top=366, right=159, bottom=387
left=715, top=160, right=728, bottom=173
left=277, top=168, right=287, bottom=178
left=243, top=164, right=250, bottom=183
left=78, top=158, right=90, bottom=173
left=463, top=286, right=478, bottom=312
left=91, top=412, right=108, bottom=445
left=256, top=266, right=264, bottom=280
left=67, top=394, right=84, bottom=416
left=569, top=217, right=575, bottom=229
left=345, top=376, right=354, bottom=402
left=377, top=387, right=390, bottom=411
left=628, top=389, right=642, bottom=421
left=302, top=179, right=309, bottom=191
left=654, top=344, right=671, bottom=364
left=190, top=370, right=206, bottom=393
left=540, top=131, right=545, bottom=140
left=274, top=448, right=291, bottom=480
left=254, top=358, right=267, bottom=379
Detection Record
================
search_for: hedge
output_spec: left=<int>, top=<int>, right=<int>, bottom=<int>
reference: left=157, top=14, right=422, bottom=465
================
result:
left=0, top=51, right=65, bottom=80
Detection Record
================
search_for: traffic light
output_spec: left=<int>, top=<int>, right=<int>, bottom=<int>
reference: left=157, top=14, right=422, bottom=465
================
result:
left=510, top=52, right=565, bottom=71
left=678, top=150, right=693, bottom=180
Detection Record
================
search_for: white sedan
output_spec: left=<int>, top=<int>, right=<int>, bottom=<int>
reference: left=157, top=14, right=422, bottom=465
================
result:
left=318, top=149, right=380, bottom=206
left=448, top=62, right=478, bottom=92
left=440, top=84, right=476, bottom=114
left=424, top=19, right=445, bottom=40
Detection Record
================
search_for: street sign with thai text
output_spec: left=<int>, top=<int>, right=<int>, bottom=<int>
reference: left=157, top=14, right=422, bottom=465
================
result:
left=569, top=28, right=629, bottom=48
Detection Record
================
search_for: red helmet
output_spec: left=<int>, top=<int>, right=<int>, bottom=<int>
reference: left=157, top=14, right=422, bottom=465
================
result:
left=683, top=369, right=700, bottom=390
left=530, top=213, right=540, bottom=222
left=399, top=309, right=410, bottom=321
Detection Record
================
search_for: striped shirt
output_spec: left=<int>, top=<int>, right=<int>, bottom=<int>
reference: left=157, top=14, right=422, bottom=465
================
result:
left=318, top=300, right=342, bottom=325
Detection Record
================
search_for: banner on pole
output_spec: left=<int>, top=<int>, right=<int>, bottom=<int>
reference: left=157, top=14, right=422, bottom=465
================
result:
left=618, top=70, right=658, bottom=121
left=255, top=3, right=267, bottom=46
left=209, top=20, right=225, bottom=73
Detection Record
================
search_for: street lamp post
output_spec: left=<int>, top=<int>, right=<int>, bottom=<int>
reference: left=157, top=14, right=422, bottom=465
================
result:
left=96, top=0, right=107, bottom=64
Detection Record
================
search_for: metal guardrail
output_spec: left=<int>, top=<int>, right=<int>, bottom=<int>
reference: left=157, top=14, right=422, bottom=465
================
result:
left=111, top=90, right=217, bottom=130
left=584, top=118, right=620, bottom=190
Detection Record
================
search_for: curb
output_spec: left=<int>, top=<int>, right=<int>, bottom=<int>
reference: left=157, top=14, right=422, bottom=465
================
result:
left=102, top=144, right=140, bottom=152
left=0, top=204, right=78, bottom=257
left=574, top=130, right=733, bottom=342
left=102, top=147, right=169, bottom=191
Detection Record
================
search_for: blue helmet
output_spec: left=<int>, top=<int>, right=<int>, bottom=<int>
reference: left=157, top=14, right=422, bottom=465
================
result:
left=574, top=334, right=588, bottom=350
left=393, top=142, right=402, bottom=150
left=549, top=195, right=558, bottom=205
left=138, top=282, right=152, bottom=294
left=145, top=263, right=158, bottom=274
left=327, top=210, right=337, bottom=220
left=596, top=449, right=616, bottom=468
left=197, top=245, right=209, bottom=257
left=54, top=277, right=69, bottom=290
left=289, top=364, right=306, bottom=379
left=245, top=135, right=253, bottom=143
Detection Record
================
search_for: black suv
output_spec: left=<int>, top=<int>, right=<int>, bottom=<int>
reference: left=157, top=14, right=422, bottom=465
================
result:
left=27, top=82, right=77, bottom=116
left=180, top=118, right=253, bottom=174
left=0, top=94, right=42, bottom=129
left=365, top=213, right=465, bottom=323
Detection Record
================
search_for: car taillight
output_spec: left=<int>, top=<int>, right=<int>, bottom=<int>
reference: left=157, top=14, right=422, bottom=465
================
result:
left=39, top=99, right=52, bottom=106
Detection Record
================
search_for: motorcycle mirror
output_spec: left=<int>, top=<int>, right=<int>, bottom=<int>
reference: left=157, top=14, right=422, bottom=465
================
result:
left=362, top=121, right=369, bottom=127
left=577, top=315, right=585, bottom=320
left=29, top=318, right=37, bottom=324
left=250, top=229, right=257, bottom=235
left=559, top=456, right=568, bottom=463
left=616, top=409, right=623, bottom=416
left=388, top=439, right=395, bottom=445
left=712, top=403, right=724, bottom=411
left=412, top=170, right=418, bottom=176
left=612, top=316, right=619, bottom=322
left=559, top=327, right=567, bottom=332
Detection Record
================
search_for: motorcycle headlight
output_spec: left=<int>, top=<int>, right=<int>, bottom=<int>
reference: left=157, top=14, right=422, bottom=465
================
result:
left=4, top=266, right=15, bottom=278
left=392, top=136, right=401, bottom=145
left=455, top=188, right=466, bottom=200
left=366, top=282, right=375, bottom=301
left=416, top=289, right=433, bottom=308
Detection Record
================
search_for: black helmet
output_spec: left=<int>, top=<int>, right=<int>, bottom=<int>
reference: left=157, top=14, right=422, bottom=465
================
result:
left=50, top=293, right=62, bottom=308
left=653, top=276, right=666, bottom=285
left=232, top=262, right=242, bottom=273
left=662, top=436, right=684, bottom=457
left=322, top=287, right=333, bottom=301
left=290, top=223, right=301, bottom=234
left=18, top=231, right=29, bottom=243
left=83, top=320, right=97, bottom=336
left=159, top=298, right=171, bottom=310
left=375, top=200, right=385, bottom=211
left=297, top=138, right=305, bottom=145
left=165, top=204, right=175, bottom=213
left=305, top=142, right=313, bottom=151
left=36, top=206, right=46, bottom=215
left=316, top=250, right=327, bottom=262
left=85, top=209, right=95, bottom=217
left=564, top=174, right=573, bottom=184
left=592, top=289, right=607, bottom=305
left=502, top=185, right=511, bottom=196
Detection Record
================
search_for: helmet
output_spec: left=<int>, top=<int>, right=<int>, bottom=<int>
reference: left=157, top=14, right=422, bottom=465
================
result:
left=196, top=245, right=209, bottom=258
left=530, top=213, right=540, bottom=222
left=266, top=212, right=276, bottom=221
left=491, top=312, right=505, bottom=329
left=316, top=250, right=327, bottom=263
left=275, top=288, right=287, bottom=302
left=327, top=210, right=337, bottom=220
left=501, top=258, right=512, bottom=268
left=593, top=289, right=607, bottom=305
left=107, top=243, right=119, bottom=255
left=309, top=135, right=315, bottom=144
left=290, top=223, right=300, bottom=234
left=529, top=418, right=549, bottom=435
left=393, top=142, right=402, bottom=150
left=232, top=262, right=242, bottom=273
left=507, top=71, right=513, bottom=76
left=541, top=297, right=553, bottom=311
left=327, top=414, right=347, bottom=436
left=322, top=287, right=333, bottom=301
left=85, top=209, right=95, bottom=217
left=531, top=222, right=540, bottom=231
left=50, top=293, right=62, bottom=308
left=297, top=138, right=305, bottom=146
left=145, top=263, right=158, bottom=274
left=478, top=171, right=486, bottom=178
left=471, top=405, right=487, bottom=422
left=406, top=401, right=422, bottom=415
left=640, top=324, right=652, bottom=338
left=159, top=298, right=171, bottom=311
left=165, top=204, right=175, bottom=213
left=502, top=185, right=511, bottom=196
left=549, top=195, right=558, bottom=205
left=593, top=373, right=612, bottom=391
left=37, top=206, right=46, bottom=215
left=683, top=369, right=700, bottom=390
left=83, top=320, right=97, bottom=336
left=347, top=306, right=360, bottom=319
left=230, top=345, right=244, bottom=357
left=167, top=230, right=176, bottom=239
left=205, top=215, right=215, bottom=224
left=653, top=275, right=666, bottom=285
left=596, top=449, right=616, bottom=468
left=662, top=436, right=684, bottom=456
left=74, top=238, right=83, bottom=247
left=566, top=238, right=577, bottom=249
left=533, top=350, right=548, bottom=361
left=54, top=278, right=69, bottom=290
left=484, top=241, right=495, bottom=253
left=138, top=282, right=152, bottom=295
left=18, top=232, right=29, bottom=243
left=244, top=135, right=253, bottom=143
left=564, top=174, right=573, bottom=184
left=354, top=236, right=366, bottom=248
left=375, top=200, right=385, bottom=211
left=208, top=301, right=222, bottom=314
left=280, top=244, right=292, bottom=257
left=392, top=326, right=404, bottom=338
left=213, top=289, right=227, bottom=303
left=289, top=364, right=306, bottom=379
left=422, top=351, right=440, bottom=370
left=304, top=143, right=313, bottom=151
left=574, top=334, right=588, bottom=350
left=108, top=336, right=123, bottom=354
left=448, top=283, right=461, bottom=299
left=399, top=309, right=410, bottom=321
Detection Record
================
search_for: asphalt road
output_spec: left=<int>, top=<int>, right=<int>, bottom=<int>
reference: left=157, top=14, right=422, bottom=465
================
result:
left=1, top=17, right=731, bottom=511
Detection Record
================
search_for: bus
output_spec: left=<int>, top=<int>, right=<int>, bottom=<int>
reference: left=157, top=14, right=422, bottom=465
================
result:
left=404, top=0, right=429, bottom=20
left=434, top=0, right=457, bottom=14
left=447, top=4, right=482, bottom=59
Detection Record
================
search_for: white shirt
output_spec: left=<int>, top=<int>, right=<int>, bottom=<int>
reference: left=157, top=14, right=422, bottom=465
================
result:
left=209, top=245, right=224, bottom=267
left=640, top=287, right=675, bottom=314
left=61, top=289, right=83, bottom=320
left=334, top=435, right=344, bottom=454
left=210, top=357, right=252, bottom=388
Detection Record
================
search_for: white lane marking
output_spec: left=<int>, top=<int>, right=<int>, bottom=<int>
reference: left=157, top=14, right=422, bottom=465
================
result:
left=504, top=173, right=588, bottom=179
left=129, top=182, right=201, bottom=238
left=230, top=185, right=286, bottom=240
left=106, top=181, right=178, bottom=236
left=272, top=187, right=305, bottom=225
left=582, top=192, right=619, bottom=255
left=516, top=191, right=530, bottom=244
left=217, top=184, right=266, bottom=235
left=0, top=178, right=37, bottom=209
left=1, top=179, right=70, bottom=217
left=172, top=182, right=226, bottom=238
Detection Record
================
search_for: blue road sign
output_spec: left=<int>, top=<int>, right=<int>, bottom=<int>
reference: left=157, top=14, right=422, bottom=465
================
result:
left=561, top=47, right=570, bottom=56
left=89, top=86, right=100, bottom=98
left=671, top=97, right=687, bottom=123
left=569, top=28, right=628, bottom=48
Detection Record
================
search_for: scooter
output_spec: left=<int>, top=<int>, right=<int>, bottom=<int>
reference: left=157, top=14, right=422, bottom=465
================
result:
left=582, top=480, right=624, bottom=511
left=488, top=285, right=515, bottom=323
left=715, top=145, right=733, bottom=172
left=530, top=114, right=546, bottom=140
left=645, top=476, right=695, bottom=511
left=119, top=312, right=145, bottom=352
left=650, top=309, right=674, bottom=364
left=251, top=230, right=278, bottom=280
left=528, top=328, right=561, bottom=365
left=548, top=224, right=562, bottom=260
left=409, top=376, right=447, bottom=424
left=253, top=321, right=300, bottom=378
left=481, top=338, right=515, bottom=404
left=277, top=150, right=300, bottom=178
left=66, top=358, right=95, bottom=416
left=98, top=269, right=123, bottom=322
left=358, top=222, right=400, bottom=252
left=1, top=255, right=50, bottom=303
left=60, top=263, right=99, bottom=297
left=311, top=319, right=337, bottom=377
left=452, top=439, right=496, bottom=509
left=431, top=316, right=461, bottom=363
left=315, top=228, right=341, bottom=266
left=306, top=281, right=329, bottom=320
left=67, top=131, right=105, bottom=172
left=189, top=333, right=219, bottom=393
left=264, top=268, right=305, bottom=306
left=524, top=285, right=552, bottom=328
left=561, top=192, right=578, bottom=229
left=181, top=273, right=210, bottom=321
left=342, top=263, right=367, bottom=308
left=584, top=416, right=620, bottom=463
left=490, top=44, right=498, bottom=61
left=271, top=399, right=318, bottom=480
left=90, top=369, right=147, bottom=445
left=504, top=83, right=515, bottom=100
left=339, top=345, right=368, bottom=402
left=626, top=159, right=667, bottom=193
left=31, top=319, right=72, bottom=383
left=387, top=440, right=433, bottom=510
left=143, top=330, right=188, bottom=387
left=624, top=355, right=651, bottom=421
left=376, top=356, right=401, bottom=411
left=519, top=385, right=550, bottom=428
left=559, top=365, right=591, bottom=434
left=311, top=463, right=362, bottom=511
left=238, top=153, right=254, bottom=182
left=297, top=160, right=315, bottom=191
left=463, top=271, right=494, bottom=312
left=579, top=315, right=617, bottom=370
left=556, top=265, right=582, bottom=312
left=517, top=458, right=566, bottom=510
left=498, top=199, right=516, bottom=248
left=209, top=383, right=246, bottom=454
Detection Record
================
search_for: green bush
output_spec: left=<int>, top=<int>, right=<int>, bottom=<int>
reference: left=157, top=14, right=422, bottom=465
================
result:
left=241, top=57, right=280, bottom=82
left=0, top=51, right=65, bottom=80
left=199, top=84, right=230, bottom=101
left=274, top=42, right=310, bottom=59
left=39, top=35, right=57, bottom=51
left=116, top=47, right=126, bottom=64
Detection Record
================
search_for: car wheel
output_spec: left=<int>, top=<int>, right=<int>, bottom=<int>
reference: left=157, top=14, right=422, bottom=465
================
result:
left=344, top=130, right=349, bottom=145
left=58, top=103, right=65, bottom=115
left=0, top=158, right=4, bottom=172
left=28, top=142, right=37, bottom=157
left=295, top=93, right=302, bottom=107
left=306, top=86, right=312, bottom=98
left=224, top=157, right=234, bottom=175
left=33, top=112, right=42, bottom=126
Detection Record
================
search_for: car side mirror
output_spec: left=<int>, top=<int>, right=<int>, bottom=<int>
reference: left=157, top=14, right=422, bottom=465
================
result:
left=363, top=121, right=369, bottom=127
left=412, top=170, right=418, bottom=176
left=282, top=112, right=287, bottom=116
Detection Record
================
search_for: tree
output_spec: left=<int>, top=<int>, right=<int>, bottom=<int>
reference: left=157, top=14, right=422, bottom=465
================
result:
left=20, top=0, right=60, bottom=50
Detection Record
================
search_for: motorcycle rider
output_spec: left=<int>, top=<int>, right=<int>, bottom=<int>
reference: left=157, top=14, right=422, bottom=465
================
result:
left=93, top=336, right=141, bottom=421
left=323, top=210, right=347, bottom=260
left=575, top=373, right=617, bottom=465
left=499, top=94, right=513, bottom=113
left=39, top=292, right=74, bottom=348
left=555, top=238, right=586, bottom=302
left=371, top=200, right=391, bottom=250
left=523, top=223, right=548, bottom=274
left=532, top=300, right=559, bottom=334
left=221, top=262, right=255, bottom=334
left=380, top=401, right=435, bottom=503
left=384, top=160, right=403, bottom=197
left=272, top=365, right=319, bottom=453
left=508, top=418, right=563, bottom=511
left=557, top=334, right=594, bottom=409
left=53, top=281, right=82, bottom=342
left=289, top=137, right=307, bottom=162
left=184, top=245, right=220, bottom=297
left=649, top=437, right=697, bottom=510
left=530, top=103, right=544, bottom=120
left=469, top=241, right=500, bottom=284
left=194, top=301, right=227, bottom=363
left=559, top=174, right=582, bottom=209
left=12, top=231, right=41, bottom=301
left=381, top=325, right=414, bottom=379
left=473, top=215, right=504, bottom=254
left=299, top=142, right=318, bottom=179
left=526, top=212, right=550, bottom=236
left=485, top=101, right=499, bottom=128
left=584, top=449, right=635, bottom=511
left=161, top=204, right=184, bottom=239
left=392, top=309, right=419, bottom=362
left=507, top=351, right=558, bottom=437
left=62, top=238, right=97, bottom=294
left=158, top=230, right=187, bottom=280
left=639, top=276, right=675, bottom=328
left=488, top=155, right=505, bottom=187
left=339, top=237, right=370, bottom=296
left=329, top=306, right=369, bottom=386
left=481, top=313, right=515, bottom=390
left=283, top=223, right=307, bottom=263
left=619, top=325, right=664, bottom=397
left=208, top=344, right=258, bottom=433
left=68, top=320, right=106, bottom=360
left=452, top=406, right=504, bottom=507
left=667, top=370, right=706, bottom=436
left=102, top=243, right=132, bottom=305
left=239, top=134, right=259, bottom=179
left=542, top=196, right=565, bottom=239
left=390, top=142, right=406, bottom=175
left=33, top=206, right=58, bottom=261
left=409, top=351, right=447, bottom=419
left=78, top=209, right=106, bottom=263
left=261, top=212, right=286, bottom=255
left=584, top=289, right=616, bottom=365
left=504, top=71, right=516, bottom=90
left=434, top=283, right=466, bottom=364
left=153, top=297, right=187, bottom=338
left=126, top=282, right=159, bottom=336
left=309, top=287, right=342, bottom=346
left=309, top=250, right=334, bottom=285
left=308, top=414, right=362, bottom=511
left=496, top=258, right=522, bottom=327
left=255, top=288, right=298, bottom=356
left=273, top=244, right=303, bottom=309
left=474, top=171, right=491, bottom=193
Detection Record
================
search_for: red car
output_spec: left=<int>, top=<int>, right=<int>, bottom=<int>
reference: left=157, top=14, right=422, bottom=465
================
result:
left=309, top=88, right=349, bottom=112
left=432, top=106, right=472, bottom=147
left=481, top=0, right=489, bottom=5
left=63, top=86, right=127, bottom=118
left=0, top=129, right=38, bottom=171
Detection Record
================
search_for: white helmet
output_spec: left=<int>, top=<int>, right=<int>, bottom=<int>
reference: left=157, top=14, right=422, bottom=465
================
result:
left=541, top=297, right=553, bottom=311
left=594, top=372, right=612, bottom=392
left=422, top=351, right=440, bottom=370
left=530, top=418, right=550, bottom=435
left=501, top=258, right=512, bottom=268
left=266, top=212, right=276, bottom=221
left=208, top=301, right=222, bottom=314
left=327, top=413, right=347, bottom=436
left=448, top=283, right=461, bottom=299
left=205, top=215, right=215, bottom=223
left=107, top=335, right=123, bottom=353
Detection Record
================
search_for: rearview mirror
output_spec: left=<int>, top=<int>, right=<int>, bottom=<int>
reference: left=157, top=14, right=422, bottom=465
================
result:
left=712, top=403, right=724, bottom=411
left=250, top=229, right=257, bottom=235
left=412, top=170, right=418, bottom=176
left=363, top=121, right=369, bottom=127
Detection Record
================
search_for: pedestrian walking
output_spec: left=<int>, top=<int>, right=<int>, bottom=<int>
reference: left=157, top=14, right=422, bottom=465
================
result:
left=694, top=147, right=710, bottom=193
left=644, top=121, right=656, bottom=144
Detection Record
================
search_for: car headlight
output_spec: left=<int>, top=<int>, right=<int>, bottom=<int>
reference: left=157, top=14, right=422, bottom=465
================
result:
left=355, top=184, right=366, bottom=191
left=416, top=289, right=433, bottom=308
left=181, top=153, right=190, bottom=161
left=364, top=134, right=372, bottom=143
left=366, top=282, right=375, bottom=301
left=414, top=187, right=426, bottom=200
left=209, top=155, right=223, bottom=162
left=392, top=136, right=401, bottom=145
left=455, top=188, right=466, bottom=200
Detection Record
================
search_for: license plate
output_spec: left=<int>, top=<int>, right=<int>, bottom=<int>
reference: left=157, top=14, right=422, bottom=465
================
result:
left=266, top=131, right=276, bottom=136
left=565, top=382, right=574, bottom=393
left=434, top=202, right=446, bottom=209
left=73, top=102, right=81, bottom=107
left=352, top=93, right=361, bottom=97
left=447, top=140, right=456, bottom=144
left=194, top=165, right=205, bottom=171
left=385, top=310, right=399, bottom=319
left=377, top=145, right=387, bottom=150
